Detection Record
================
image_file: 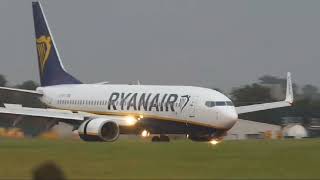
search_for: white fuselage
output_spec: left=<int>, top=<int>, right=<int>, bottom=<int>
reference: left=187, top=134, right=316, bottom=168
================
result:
left=37, top=84, right=238, bottom=133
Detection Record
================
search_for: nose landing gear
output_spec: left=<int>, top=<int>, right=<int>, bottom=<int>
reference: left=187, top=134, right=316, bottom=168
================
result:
left=151, top=135, right=170, bottom=142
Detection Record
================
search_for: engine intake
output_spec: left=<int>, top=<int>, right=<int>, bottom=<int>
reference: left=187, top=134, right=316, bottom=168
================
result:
left=78, top=118, right=120, bottom=142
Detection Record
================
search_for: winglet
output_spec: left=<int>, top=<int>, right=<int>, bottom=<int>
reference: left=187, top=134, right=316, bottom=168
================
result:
left=285, top=72, right=293, bottom=104
left=236, top=72, right=294, bottom=114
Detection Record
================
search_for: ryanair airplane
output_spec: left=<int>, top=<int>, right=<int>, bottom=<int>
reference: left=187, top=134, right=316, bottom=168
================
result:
left=0, top=2, right=293, bottom=143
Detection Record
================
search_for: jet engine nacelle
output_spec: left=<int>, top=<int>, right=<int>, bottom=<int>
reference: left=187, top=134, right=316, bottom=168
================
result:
left=78, top=118, right=120, bottom=142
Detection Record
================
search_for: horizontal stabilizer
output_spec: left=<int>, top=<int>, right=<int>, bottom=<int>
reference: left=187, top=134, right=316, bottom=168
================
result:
left=0, top=87, right=43, bottom=96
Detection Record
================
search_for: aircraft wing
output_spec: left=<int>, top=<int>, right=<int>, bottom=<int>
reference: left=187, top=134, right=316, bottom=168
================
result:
left=0, top=104, right=136, bottom=127
left=236, top=72, right=293, bottom=114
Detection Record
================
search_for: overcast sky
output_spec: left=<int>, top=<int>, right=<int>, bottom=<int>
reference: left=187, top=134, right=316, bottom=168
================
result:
left=0, top=0, right=320, bottom=92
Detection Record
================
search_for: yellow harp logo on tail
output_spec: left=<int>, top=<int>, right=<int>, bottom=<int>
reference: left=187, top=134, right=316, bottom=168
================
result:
left=36, top=36, right=52, bottom=74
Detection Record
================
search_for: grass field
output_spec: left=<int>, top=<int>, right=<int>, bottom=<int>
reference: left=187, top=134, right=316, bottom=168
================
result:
left=0, top=138, right=319, bottom=180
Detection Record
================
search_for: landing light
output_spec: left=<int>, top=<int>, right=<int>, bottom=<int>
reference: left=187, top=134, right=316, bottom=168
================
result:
left=209, top=139, right=220, bottom=145
left=125, top=116, right=137, bottom=126
left=141, top=130, right=150, bottom=137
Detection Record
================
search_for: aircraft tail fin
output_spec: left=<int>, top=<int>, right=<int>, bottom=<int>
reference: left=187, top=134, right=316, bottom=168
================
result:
left=32, top=2, right=81, bottom=87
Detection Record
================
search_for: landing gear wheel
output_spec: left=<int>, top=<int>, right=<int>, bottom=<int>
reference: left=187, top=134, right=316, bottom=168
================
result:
left=160, top=135, right=170, bottom=142
left=152, top=136, right=160, bottom=142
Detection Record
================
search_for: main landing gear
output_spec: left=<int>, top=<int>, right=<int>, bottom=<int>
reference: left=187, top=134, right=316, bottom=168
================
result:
left=151, top=135, right=170, bottom=142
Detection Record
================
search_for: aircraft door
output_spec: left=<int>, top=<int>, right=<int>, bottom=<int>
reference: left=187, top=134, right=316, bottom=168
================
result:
left=178, top=95, right=198, bottom=135
left=188, top=98, right=196, bottom=118
left=179, top=95, right=198, bottom=120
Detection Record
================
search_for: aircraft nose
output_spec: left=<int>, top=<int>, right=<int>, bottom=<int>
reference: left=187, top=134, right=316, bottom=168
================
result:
left=221, top=108, right=238, bottom=129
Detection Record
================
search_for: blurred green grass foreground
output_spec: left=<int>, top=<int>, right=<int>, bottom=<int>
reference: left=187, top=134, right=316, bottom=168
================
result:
left=0, top=138, right=319, bottom=179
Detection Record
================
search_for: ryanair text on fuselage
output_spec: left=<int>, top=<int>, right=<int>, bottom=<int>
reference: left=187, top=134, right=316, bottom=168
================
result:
left=107, top=92, right=190, bottom=112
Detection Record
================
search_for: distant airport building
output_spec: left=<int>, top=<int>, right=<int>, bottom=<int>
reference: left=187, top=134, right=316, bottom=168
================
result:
left=282, top=124, right=308, bottom=139
left=308, top=118, right=320, bottom=137
left=224, top=119, right=282, bottom=140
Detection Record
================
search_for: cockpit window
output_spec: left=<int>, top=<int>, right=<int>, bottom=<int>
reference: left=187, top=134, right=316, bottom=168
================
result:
left=205, top=101, right=234, bottom=107
left=216, top=101, right=226, bottom=106
left=226, top=101, right=234, bottom=106
left=205, top=101, right=215, bottom=107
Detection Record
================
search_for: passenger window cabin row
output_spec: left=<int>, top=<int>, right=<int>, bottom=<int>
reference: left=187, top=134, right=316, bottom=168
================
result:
left=57, top=99, right=108, bottom=106
left=56, top=99, right=183, bottom=108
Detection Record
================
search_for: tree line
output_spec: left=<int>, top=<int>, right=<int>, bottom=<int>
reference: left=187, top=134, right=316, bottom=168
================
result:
left=0, top=74, right=44, bottom=108
left=230, top=75, right=320, bottom=126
